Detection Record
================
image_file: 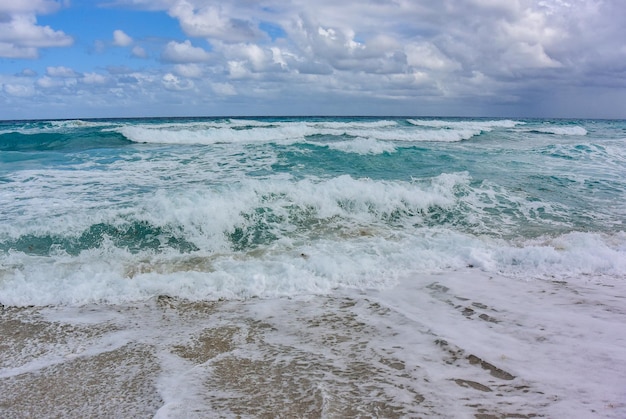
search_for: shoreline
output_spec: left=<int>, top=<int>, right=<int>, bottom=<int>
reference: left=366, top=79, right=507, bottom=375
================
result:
left=1, top=271, right=625, bottom=418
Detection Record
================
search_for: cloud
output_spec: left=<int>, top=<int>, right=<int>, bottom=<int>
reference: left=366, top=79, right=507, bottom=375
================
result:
left=0, top=43, right=38, bottom=59
left=218, top=42, right=281, bottom=74
left=46, top=66, right=78, bottom=78
left=167, top=2, right=265, bottom=43
left=405, top=43, right=459, bottom=72
left=3, top=82, right=36, bottom=97
left=295, top=60, right=333, bottom=75
left=36, top=75, right=66, bottom=89
left=106, top=65, right=134, bottom=75
left=82, top=72, right=109, bottom=85
left=0, top=4, right=72, bottom=58
left=162, top=72, right=194, bottom=90
left=132, top=45, right=147, bottom=58
left=173, top=63, right=203, bottom=78
left=113, top=29, right=133, bottom=46
left=211, top=82, right=236, bottom=96
left=17, top=68, right=38, bottom=77
left=161, top=39, right=211, bottom=63
left=0, top=1, right=63, bottom=14
left=4, top=0, right=626, bottom=119
left=100, top=0, right=624, bottom=90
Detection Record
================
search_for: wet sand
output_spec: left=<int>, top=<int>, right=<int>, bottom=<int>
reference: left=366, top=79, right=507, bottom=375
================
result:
left=1, top=272, right=625, bottom=418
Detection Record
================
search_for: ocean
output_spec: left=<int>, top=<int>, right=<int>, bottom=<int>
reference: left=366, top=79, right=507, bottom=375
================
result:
left=1, top=117, right=625, bottom=417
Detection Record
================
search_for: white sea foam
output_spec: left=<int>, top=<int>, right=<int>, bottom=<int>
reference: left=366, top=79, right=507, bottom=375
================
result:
left=48, top=120, right=106, bottom=128
left=0, top=158, right=613, bottom=246
left=0, top=119, right=118, bottom=135
left=115, top=124, right=308, bottom=145
left=405, top=119, right=523, bottom=142
left=320, top=137, right=397, bottom=154
left=1, top=224, right=625, bottom=307
left=395, top=128, right=483, bottom=142
left=44, top=119, right=120, bottom=132
left=1, top=170, right=624, bottom=305
left=112, top=119, right=517, bottom=146
left=4, top=269, right=625, bottom=417
left=113, top=119, right=402, bottom=146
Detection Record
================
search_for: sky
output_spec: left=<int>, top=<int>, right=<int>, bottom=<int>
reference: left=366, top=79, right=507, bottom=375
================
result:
left=1, top=0, right=625, bottom=120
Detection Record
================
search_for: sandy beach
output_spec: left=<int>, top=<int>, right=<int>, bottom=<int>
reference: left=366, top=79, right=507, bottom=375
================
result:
left=2, top=270, right=625, bottom=418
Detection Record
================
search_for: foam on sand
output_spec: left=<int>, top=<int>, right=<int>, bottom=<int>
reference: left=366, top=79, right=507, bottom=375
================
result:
left=1, top=270, right=624, bottom=418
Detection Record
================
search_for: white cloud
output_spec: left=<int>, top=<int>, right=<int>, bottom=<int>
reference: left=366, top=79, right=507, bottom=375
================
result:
left=227, top=60, right=249, bottom=79
left=0, top=43, right=38, bottom=59
left=167, top=2, right=264, bottom=43
left=0, top=1, right=63, bottom=14
left=295, top=60, right=333, bottom=75
left=100, top=0, right=626, bottom=81
left=173, top=63, right=203, bottom=78
left=161, top=40, right=211, bottom=63
left=82, top=72, right=109, bottom=84
left=211, top=82, right=236, bottom=96
left=0, top=7, right=72, bottom=58
left=502, top=42, right=562, bottom=70
left=3, top=0, right=626, bottom=118
left=218, top=42, right=279, bottom=73
left=46, top=66, right=78, bottom=78
left=3, top=82, right=36, bottom=97
left=113, top=29, right=133, bottom=47
left=132, top=45, right=147, bottom=58
left=405, top=43, right=459, bottom=72
left=18, top=68, right=38, bottom=77
left=162, top=72, right=194, bottom=90
left=36, top=75, right=64, bottom=88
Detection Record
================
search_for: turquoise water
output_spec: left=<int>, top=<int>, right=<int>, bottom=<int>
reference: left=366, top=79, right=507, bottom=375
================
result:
left=1, top=117, right=625, bottom=305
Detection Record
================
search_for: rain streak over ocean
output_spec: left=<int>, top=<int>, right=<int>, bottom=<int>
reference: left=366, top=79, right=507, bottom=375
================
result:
left=1, top=117, right=625, bottom=418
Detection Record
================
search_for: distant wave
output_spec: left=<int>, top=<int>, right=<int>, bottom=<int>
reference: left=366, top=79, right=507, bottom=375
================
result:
left=526, top=126, right=588, bottom=136
left=0, top=130, right=131, bottom=152
left=47, top=119, right=116, bottom=129
left=114, top=124, right=306, bottom=145
left=113, top=118, right=521, bottom=146
left=315, top=137, right=397, bottom=155
left=405, top=119, right=523, bottom=142
left=0, top=119, right=119, bottom=137
left=406, top=119, right=522, bottom=129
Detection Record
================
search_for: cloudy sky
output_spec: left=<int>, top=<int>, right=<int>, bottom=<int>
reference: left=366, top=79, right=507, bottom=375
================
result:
left=1, top=0, right=625, bottom=119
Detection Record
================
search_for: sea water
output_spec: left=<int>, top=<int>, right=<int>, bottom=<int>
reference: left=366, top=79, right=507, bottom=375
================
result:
left=1, top=117, right=624, bottom=304
left=0, top=117, right=626, bottom=416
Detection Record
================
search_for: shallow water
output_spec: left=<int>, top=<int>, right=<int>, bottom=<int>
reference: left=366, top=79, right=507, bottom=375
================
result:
left=1, top=271, right=625, bottom=418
